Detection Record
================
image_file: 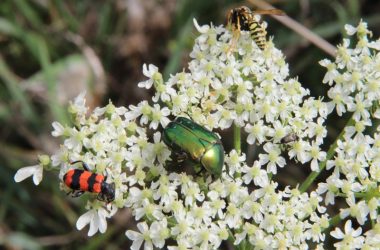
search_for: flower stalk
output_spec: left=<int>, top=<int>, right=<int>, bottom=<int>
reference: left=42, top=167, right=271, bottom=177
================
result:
left=299, top=115, right=356, bottom=193
left=233, top=123, right=241, bottom=154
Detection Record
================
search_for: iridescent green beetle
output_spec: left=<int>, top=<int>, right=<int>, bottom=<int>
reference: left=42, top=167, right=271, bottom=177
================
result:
left=163, top=117, right=224, bottom=178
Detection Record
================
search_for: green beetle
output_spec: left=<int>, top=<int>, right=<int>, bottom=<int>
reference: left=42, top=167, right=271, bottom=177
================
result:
left=163, top=117, right=224, bottom=178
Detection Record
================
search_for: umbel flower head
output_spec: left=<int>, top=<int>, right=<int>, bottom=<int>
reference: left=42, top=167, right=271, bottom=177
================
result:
left=14, top=17, right=380, bottom=249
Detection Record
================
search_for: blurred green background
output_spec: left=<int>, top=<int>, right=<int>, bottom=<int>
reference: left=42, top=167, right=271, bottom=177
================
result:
left=1, top=0, right=380, bottom=249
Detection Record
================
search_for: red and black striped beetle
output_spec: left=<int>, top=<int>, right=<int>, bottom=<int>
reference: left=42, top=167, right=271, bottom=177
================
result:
left=63, top=161, right=115, bottom=203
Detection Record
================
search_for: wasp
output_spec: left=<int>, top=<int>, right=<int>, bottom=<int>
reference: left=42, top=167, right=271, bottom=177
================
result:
left=63, top=161, right=115, bottom=203
left=227, top=6, right=285, bottom=50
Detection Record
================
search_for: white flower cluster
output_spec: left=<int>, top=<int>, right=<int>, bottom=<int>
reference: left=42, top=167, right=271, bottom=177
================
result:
left=14, top=17, right=380, bottom=249
left=318, top=21, right=380, bottom=249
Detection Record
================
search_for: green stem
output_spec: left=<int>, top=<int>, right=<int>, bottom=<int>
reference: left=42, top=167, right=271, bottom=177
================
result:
left=227, top=229, right=236, bottom=248
left=299, top=115, right=356, bottom=193
left=323, top=214, right=342, bottom=233
left=233, top=123, right=241, bottom=154
left=359, top=188, right=380, bottom=199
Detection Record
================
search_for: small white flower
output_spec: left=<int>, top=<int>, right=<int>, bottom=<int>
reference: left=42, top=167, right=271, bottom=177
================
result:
left=149, top=104, right=170, bottom=129
left=181, top=181, right=205, bottom=206
left=266, top=120, right=289, bottom=143
left=340, top=198, right=369, bottom=225
left=150, top=218, right=170, bottom=248
left=316, top=173, right=342, bottom=205
left=259, top=142, right=286, bottom=174
left=51, top=121, right=66, bottom=137
left=69, top=91, right=89, bottom=121
left=327, top=84, right=354, bottom=116
left=241, top=160, right=268, bottom=187
left=245, top=120, right=267, bottom=144
left=288, top=139, right=312, bottom=163
left=126, top=222, right=153, bottom=250
left=331, top=220, right=364, bottom=249
left=14, top=164, right=43, bottom=185
left=320, top=59, right=340, bottom=86
left=138, top=64, right=160, bottom=89
left=345, top=24, right=358, bottom=36
left=76, top=207, right=109, bottom=236
left=225, top=150, right=245, bottom=175
left=134, top=199, right=164, bottom=221
left=309, top=143, right=326, bottom=172
left=225, top=203, right=243, bottom=229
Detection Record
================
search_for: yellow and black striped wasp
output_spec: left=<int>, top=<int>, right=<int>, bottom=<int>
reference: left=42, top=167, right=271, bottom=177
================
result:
left=227, top=6, right=285, bottom=51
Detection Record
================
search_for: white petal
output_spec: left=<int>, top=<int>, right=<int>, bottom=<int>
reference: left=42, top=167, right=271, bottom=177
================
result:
left=344, top=220, right=352, bottom=233
left=193, top=18, right=209, bottom=33
left=330, top=228, right=344, bottom=239
left=74, top=91, right=87, bottom=106
left=142, top=63, right=149, bottom=76
left=76, top=210, right=94, bottom=230
left=137, top=222, right=149, bottom=233
left=131, top=238, right=144, bottom=250
left=369, top=40, right=380, bottom=50
left=32, top=165, right=43, bottom=185
left=126, top=230, right=141, bottom=241
left=88, top=214, right=99, bottom=236
left=344, top=24, right=357, bottom=35
left=144, top=241, right=154, bottom=250
left=98, top=215, right=107, bottom=234
left=14, top=165, right=41, bottom=185
left=51, top=122, right=64, bottom=137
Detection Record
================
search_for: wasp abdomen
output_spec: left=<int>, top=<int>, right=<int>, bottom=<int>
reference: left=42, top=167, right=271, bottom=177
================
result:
left=248, top=21, right=267, bottom=50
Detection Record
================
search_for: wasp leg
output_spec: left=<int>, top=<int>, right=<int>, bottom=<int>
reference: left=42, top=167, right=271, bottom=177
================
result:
left=227, top=29, right=240, bottom=54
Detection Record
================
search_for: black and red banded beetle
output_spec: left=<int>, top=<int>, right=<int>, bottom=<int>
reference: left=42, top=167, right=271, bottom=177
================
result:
left=63, top=161, right=115, bottom=203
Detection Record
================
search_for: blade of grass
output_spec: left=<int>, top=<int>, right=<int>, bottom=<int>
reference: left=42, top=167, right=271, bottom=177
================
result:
left=330, top=2, right=349, bottom=33
left=0, top=55, right=38, bottom=123
left=35, top=36, right=69, bottom=124
left=0, top=17, right=22, bottom=36
left=0, top=17, right=69, bottom=124
left=52, top=0, right=80, bottom=31
left=163, top=17, right=194, bottom=79
left=14, top=0, right=43, bottom=29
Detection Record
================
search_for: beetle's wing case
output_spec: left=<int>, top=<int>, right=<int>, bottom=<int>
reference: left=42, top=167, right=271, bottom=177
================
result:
left=175, top=117, right=220, bottom=141
left=163, top=117, right=207, bottom=161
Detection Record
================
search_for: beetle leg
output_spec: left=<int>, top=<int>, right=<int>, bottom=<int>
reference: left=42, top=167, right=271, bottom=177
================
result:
left=194, top=163, right=203, bottom=176
left=169, top=150, right=187, bottom=163
left=71, top=190, right=85, bottom=198
left=97, top=193, right=106, bottom=202
left=176, top=151, right=188, bottom=161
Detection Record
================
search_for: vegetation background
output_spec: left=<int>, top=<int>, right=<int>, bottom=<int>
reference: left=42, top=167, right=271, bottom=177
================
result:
left=1, top=0, right=379, bottom=249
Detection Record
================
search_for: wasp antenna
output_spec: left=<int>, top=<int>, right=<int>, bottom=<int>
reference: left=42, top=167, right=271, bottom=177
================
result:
left=254, top=9, right=286, bottom=16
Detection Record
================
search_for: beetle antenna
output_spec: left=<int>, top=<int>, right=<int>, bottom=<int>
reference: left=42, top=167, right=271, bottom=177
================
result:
left=70, top=160, right=90, bottom=171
